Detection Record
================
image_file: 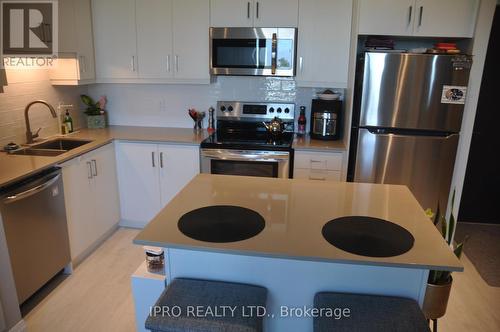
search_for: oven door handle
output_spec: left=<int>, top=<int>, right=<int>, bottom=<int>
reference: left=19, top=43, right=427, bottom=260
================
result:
left=201, top=150, right=289, bottom=162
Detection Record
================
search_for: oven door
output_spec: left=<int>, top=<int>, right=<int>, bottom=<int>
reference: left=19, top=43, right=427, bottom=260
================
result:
left=200, top=149, right=290, bottom=178
left=210, top=27, right=296, bottom=76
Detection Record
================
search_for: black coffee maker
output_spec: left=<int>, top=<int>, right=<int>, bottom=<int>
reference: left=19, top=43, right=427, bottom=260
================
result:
left=310, top=99, right=342, bottom=140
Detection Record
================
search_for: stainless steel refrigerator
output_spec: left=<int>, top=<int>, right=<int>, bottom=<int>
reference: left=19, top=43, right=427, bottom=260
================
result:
left=347, top=52, right=472, bottom=213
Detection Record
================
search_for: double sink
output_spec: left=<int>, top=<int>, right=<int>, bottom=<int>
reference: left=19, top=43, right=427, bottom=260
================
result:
left=11, top=138, right=93, bottom=157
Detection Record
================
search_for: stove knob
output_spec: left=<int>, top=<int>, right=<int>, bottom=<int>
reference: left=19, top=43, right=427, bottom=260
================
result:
left=220, top=105, right=226, bottom=112
left=228, top=105, right=234, bottom=112
left=277, top=107, right=282, bottom=113
left=269, top=107, right=275, bottom=113
left=284, top=108, right=290, bottom=114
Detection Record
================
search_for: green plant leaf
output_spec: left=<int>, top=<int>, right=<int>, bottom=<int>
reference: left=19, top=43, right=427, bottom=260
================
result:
left=441, top=215, right=448, bottom=241
left=433, top=203, right=441, bottom=226
left=448, top=212, right=456, bottom=244
left=80, top=94, right=95, bottom=107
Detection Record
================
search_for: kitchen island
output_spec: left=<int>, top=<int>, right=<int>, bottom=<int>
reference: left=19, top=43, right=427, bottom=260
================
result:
left=134, top=174, right=462, bottom=332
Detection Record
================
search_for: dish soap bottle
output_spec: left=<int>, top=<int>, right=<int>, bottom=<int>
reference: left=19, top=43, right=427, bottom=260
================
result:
left=63, top=110, right=74, bottom=133
left=297, top=106, right=306, bottom=136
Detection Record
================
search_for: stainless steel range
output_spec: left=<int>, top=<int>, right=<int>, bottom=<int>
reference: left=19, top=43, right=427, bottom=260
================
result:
left=200, top=101, right=295, bottom=178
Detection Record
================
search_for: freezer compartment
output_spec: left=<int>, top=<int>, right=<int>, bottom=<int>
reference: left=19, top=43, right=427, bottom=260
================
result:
left=353, top=128, right=459, bottom=213
left=359, top=52, right=471, bottom=132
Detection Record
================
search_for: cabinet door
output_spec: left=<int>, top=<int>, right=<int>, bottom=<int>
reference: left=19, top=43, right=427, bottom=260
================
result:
left=116, top=142, right=162, bottom=228
left=358, top=0, right=415, bottom=36
left=172, top=0, right=209, bottom=80
left=158, top=145, right=199, bottom=206
left=253, top=0, right=298, bottom=27
left=90, top=143, right=121, bottom=236
left=296, top=0, right=352, bottom=88
left=58, top=0, right=77, bottom=53
left=210, top=0, right=253, bottom=27
left=413, top=0, right=478, bottom=38
left=74, top=0, right=95, bottom=80
left=61, top=157, right=95, bottom=261
left=136, top=0, right=174, bottom=78
left=92, top=0, right=138, bottom=79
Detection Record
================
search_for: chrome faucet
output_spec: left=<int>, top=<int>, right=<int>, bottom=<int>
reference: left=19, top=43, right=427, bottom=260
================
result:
left=24, top=100, right=57, bottom=144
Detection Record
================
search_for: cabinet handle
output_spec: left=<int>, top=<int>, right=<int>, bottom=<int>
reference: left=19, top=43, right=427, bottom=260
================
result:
left=256, top=1, right=259, bottom=19
left=418, top=6, right=423, bottom=27
left=299, top=56, right=303, bottom=73
left=91, top=159, right=98, bottom=177
left=247, top=2, right=250, bottom=19
left=151, top=152, right=156, bottom=167
left=87, top=161, right=93, bottom=179
left=309, top=175, right=326, bottom=181
left=160, top=152, right=164, bottom=168
left=175, top=55, right=179, bottom=72
left=167, top=55, right=171, bottom=72
left=408, top=6, right=413, bottom=26
left=131, top=55, right=136, bottom=71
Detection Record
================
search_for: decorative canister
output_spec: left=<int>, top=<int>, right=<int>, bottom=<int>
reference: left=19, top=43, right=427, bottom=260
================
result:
left=143, top=246, right=165, bottom=274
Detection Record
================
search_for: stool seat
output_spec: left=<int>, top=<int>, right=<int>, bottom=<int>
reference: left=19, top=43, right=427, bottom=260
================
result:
left=146, top=278, right=267, bottom=332
left=314, top=292, right=430, bottom=332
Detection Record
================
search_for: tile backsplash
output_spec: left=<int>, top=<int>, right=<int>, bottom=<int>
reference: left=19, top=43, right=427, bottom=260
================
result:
left=88, top=76, right=343, bottom=129
left=0, top=70, right=87, bottom=147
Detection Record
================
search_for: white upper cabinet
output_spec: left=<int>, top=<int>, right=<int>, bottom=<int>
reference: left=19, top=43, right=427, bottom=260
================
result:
left=172, top=0, right=210, bottom=80
left=253, top=0, right=298, bottom=27
left=93, top=0, right=209, bottom=83
left=50, top=0, right=96, bottom=85
left=210, top=0, right=254, bottom=27
left=358, top=0, right=478, bottom=38
left=136, top=0, right=174, bottom=79
left=210, top=0, right=298, bottom=27
left=92, top=0, right=138, bottom=79
left=413, top=0, right=479, bottom=38
left=296, top=0, right=353, bottom=88
left=358, top=0, right=415, bottom=36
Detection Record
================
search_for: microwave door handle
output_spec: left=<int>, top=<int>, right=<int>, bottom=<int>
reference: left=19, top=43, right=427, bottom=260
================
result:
left=271, top=33, right=277, bottom=75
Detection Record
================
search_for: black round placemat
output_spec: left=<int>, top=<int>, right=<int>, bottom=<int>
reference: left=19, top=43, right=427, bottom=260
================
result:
left=321, top=216, right=414, bottom=257
left=178, top=205, right=265, bottom=243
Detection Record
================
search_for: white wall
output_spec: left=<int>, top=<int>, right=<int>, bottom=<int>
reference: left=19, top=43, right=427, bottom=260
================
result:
left=88, top=77, right=339, bottom=129
left=450, top=0, right=497, bottom=222
left=0, top=69, right=87, bottom=147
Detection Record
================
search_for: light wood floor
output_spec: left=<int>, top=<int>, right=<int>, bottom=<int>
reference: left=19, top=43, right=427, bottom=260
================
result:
left=24, top=228, right=500, bottom=332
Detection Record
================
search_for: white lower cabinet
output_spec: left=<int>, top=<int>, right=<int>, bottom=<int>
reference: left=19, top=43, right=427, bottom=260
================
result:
left=116, top=141, right=199, bottom=228
left=293, top=151, right=343, bottom=182
left=61, top=143, right=120, bottom=263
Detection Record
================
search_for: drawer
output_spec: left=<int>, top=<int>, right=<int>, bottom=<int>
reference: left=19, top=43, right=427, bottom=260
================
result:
left=293, top=168, right=341, bottom=182
left=294, top=151, right=343, bottom=171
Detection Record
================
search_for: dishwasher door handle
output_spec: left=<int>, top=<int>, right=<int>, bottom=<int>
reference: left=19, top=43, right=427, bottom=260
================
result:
left=3, top=173, right=61, bottom=204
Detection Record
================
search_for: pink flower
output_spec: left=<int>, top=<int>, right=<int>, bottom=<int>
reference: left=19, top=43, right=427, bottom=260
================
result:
left=98, top=96, right=107, bottom=110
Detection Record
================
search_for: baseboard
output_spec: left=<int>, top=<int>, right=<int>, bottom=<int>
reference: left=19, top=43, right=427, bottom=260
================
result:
left=72, top=223, right=120, bottom=268
left=119, top=219, right=145, bottom=229
left=9, top=319, right=26, bottom=332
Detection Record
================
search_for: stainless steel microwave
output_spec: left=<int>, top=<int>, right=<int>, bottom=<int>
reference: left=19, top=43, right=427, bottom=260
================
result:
left=210, top=27, right=297, bottom=77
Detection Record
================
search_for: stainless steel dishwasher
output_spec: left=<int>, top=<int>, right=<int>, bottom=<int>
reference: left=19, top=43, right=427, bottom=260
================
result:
left=0, top=167, right=70, bottom=304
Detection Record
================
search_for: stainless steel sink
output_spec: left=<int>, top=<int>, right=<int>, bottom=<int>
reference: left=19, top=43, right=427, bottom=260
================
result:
left=10, top=148, right=66, bottom=157
left=9, top=138, right=93, bottom=157
left=31, top=138, right=92, bottom=150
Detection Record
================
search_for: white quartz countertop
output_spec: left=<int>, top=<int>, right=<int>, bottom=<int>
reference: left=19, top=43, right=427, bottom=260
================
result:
left=134, top=174, right=463, bottom=272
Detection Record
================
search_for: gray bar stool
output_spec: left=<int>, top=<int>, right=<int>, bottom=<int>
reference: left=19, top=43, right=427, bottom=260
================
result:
left=314, top=292, right=430, bottom=332
left=146, top=278, right=267, bottom=332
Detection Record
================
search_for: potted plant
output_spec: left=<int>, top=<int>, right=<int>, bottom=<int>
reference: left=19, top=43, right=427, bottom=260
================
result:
left=81, top=94, right=107, bottom=129
left=422, top=191, right=468, bottom=328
